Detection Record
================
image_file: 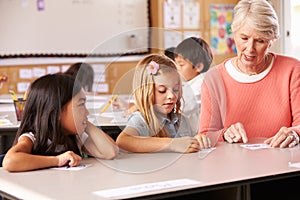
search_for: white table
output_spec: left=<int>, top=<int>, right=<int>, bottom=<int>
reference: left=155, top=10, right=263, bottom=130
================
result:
left=1, top=139, right=300, bottom=200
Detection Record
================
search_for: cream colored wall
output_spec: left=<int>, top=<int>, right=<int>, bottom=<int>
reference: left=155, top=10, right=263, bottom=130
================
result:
left=269, top=0, right=283, bottom=54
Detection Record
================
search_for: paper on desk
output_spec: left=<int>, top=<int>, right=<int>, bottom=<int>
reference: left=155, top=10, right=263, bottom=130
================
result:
left=240, top=143, right=271, bottom=150
left=198, top=147, right=216, bottom=159
left=0, top=105, right=15, bottom=112
left=0, top=118, right=13, bottom=126
left=288, top=162, right=300, bottom=168
left=51, top=164, right=91, bottom=171
left=93, top=179, right=201, bottom=198
left=0, top=98, right=13, bottom=103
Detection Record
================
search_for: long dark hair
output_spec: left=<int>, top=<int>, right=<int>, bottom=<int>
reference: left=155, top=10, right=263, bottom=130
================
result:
left=15, top=74, right=82, bottom=156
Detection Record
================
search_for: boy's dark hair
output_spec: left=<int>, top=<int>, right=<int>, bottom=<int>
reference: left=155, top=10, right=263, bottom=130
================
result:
left=175, top=37, right=213, bottom=73
left=164, top=47, right=176, bottom=61
left=65, top=62, right=94, bottom=92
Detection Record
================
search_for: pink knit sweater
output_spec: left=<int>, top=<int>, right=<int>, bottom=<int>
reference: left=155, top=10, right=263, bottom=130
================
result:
left=199, top=53, right=300, bottom=142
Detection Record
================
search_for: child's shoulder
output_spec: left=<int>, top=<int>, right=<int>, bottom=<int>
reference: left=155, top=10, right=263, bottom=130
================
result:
left=127, top=111, right=147, bottom=125
left=18, top=132, right=36, bottom=143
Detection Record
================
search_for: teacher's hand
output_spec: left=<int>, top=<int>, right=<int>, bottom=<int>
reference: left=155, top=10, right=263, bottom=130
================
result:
left=264, top=127, right=299, bottom=148
left=222, top=122, right=248, bottom=143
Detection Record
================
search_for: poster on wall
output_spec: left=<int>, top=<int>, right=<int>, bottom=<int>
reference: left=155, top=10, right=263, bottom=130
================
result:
left=182, top=1, right=200, bottom=29
left=210, top=4, right=236, bottom=55
left=164, top=0, right=181, bottom=29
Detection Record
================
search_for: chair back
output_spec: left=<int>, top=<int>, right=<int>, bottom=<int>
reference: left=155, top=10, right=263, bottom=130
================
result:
left=0, top=154, right=5, bottom=167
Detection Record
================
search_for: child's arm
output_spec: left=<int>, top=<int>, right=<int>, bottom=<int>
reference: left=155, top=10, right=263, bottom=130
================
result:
left=3, top=137, right=81, bottom=172
left=116, top=127, right=200, bottom=153
left=82, top=121, right=119, bottom=159
left=194, top=134, right=211, bottom=149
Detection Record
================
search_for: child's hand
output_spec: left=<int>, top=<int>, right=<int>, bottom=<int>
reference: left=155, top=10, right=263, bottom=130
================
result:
left=56, top=151, right=82, bottom=167
left=112, top=97, right=129, bottom=111
left=170, top=137, right=200, bottom=153
left=194, top=134, right=211, bottom=149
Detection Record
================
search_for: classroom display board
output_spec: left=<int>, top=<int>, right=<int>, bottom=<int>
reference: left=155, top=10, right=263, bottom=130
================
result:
left=0, top=0, right=150, bottom=57
left=162, top=0, right=202, bottom=49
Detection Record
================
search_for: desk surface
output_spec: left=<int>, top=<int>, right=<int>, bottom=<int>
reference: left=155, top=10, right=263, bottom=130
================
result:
left=1, top=139, right=300, bottom=200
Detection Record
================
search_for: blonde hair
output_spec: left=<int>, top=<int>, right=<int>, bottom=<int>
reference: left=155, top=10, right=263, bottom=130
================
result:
left=231, top=0, right=279, bottom=41
left=132, top=54, right=182, bottom=137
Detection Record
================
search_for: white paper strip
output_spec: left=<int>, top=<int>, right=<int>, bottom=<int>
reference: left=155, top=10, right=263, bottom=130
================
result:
left=94, top=179, right=201, bottom=198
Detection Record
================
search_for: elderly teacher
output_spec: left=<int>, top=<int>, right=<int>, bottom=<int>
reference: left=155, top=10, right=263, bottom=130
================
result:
left=198, top=0, right=300, bottom=148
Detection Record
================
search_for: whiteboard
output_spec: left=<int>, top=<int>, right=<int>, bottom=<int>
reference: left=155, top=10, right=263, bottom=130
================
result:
left=0, top=0, right=150, bottom=57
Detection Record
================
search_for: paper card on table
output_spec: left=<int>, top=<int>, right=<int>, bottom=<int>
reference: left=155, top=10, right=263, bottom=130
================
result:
left=288, top=162, right=300, bottom=168
left=0, top=118, right=13, bottom=126
left=240, top=143, right=271, bottom=150
left=93, top=179, right=201, bottom=198
left=198, top=147, right=216, bottom=159
left=51, top=164, right=91, bottom=171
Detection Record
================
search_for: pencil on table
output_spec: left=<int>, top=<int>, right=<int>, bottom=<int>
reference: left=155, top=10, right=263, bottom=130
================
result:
left=100, top=94, right=118, bottom=113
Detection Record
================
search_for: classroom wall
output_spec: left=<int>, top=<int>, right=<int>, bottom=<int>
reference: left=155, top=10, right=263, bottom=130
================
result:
left=0, top=0, right=283, bottom=96
left=0, top=58, right=140, bottom=95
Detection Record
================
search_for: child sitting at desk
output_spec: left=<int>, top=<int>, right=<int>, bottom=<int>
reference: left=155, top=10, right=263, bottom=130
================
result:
left=3, top=74, right=118, bottom=172
left=174, top=37, right=213, bottom=134
left=116, top=54, right=211, bottom=153
left=113, top=38, right=213, bottom=135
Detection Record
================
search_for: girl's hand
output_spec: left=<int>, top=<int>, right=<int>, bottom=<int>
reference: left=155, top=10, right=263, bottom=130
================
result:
left=170, top=137, right=200, bottom=153
left=222, top=122, right=248, bottom=143
left=264, top=127, right=300, bottom=148
left=56, top=151, right=82, bottom=167
left=194, top=134, right=211, bottom=149
left=112, top=97, right=129, bottom=111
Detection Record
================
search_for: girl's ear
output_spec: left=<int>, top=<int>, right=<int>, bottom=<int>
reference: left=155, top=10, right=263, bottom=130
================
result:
left=195, top=63, right=204, bottom=73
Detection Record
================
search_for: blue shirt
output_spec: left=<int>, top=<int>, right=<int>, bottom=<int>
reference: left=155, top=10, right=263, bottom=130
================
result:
left=126, top=111, right=195, bottom=137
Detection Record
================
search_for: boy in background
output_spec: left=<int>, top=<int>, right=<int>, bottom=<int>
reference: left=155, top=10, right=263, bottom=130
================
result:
left=174, top=37, right=213, bottom=134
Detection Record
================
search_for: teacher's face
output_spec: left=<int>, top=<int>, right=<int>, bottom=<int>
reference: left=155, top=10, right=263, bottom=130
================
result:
left=233, top=23, right=271, bottom=68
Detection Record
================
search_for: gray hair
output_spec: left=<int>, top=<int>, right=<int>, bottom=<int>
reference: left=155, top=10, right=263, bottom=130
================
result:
left=231, top=0, right=279, bottom=41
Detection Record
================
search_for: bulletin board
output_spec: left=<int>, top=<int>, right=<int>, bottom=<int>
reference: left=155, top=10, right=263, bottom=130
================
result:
left=162, top=0, right=203, bottom=49
left=0, top=0, right=150, bottom=57
left=210, top=4, right=236, bottom=55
